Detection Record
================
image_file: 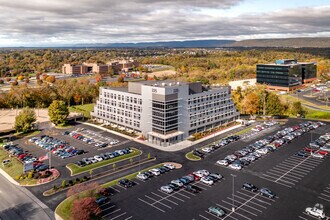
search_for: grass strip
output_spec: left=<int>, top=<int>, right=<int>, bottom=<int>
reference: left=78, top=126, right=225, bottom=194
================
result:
left=66, top=149, right=142, bottom=176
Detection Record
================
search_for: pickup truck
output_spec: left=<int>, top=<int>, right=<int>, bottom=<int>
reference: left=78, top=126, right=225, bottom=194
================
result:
left=305, top=203, right=326, bottom=219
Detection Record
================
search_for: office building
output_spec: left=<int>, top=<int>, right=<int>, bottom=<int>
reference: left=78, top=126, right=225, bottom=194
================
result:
left=256, top=59, right=317, bottom=91
left=91, top=80, right=239, bottom=146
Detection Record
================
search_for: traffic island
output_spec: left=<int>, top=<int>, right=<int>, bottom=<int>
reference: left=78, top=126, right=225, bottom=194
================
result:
left=66, top=148, right=142, bottom=176
left=185, top=151, right=201, bottom=161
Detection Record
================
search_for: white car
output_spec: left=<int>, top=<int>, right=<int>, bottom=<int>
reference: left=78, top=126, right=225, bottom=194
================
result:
left=193, top=169, right=209, bottom=177
left=89, top=157, right=98, bottom=163
left=305, top=203, right=326, bottom=219
left=200, top=176, right=214, bottom=185
left=164, top=163, right=175, bottom=170
left=171, top=179, right=183, bottom=187
left=201, top=147, right=212, bottom=153
left=311, top=152, right=325, bottom=159
left=161, top=185, right=173, bottom=194
left=216, top=160, right=229, bottom=166
left=94, top=155, right=103, bottom=162
left=256, top=148, right=268, bottom=155
left=136, top=173, right=148, bottom=180
left=229, top=163, right=242, bottom=170
left=149, top=168, right=161, bottom=176
left=320, top=146, right=330, bottom=152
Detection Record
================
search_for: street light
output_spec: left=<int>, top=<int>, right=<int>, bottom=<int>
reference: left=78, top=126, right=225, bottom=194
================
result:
left=138, top=147, right=141, bottom=174
left=231, top=174, right=236, bottom=212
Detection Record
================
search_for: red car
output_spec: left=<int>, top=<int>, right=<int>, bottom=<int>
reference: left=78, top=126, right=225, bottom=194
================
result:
left=190, top=173, right=201, bottom=181
left=316, top=150, right=328, bottom=156
left=304, top=147, right=317, bottom=153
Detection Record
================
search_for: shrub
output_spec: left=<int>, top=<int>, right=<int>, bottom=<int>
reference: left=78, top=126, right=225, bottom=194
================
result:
left=19, top=176, right=25, bottom=181
left=15, top=175, right=21, bottom=180
left=68, top=180, right=74, bottom=186
left=61, top=180, right=67, bottom=188
left=33, top=173, right=41, bottom=179
left=53, top=185, right=58, bottom=190
left=76, top=178, right=81, bottom=183
left=27, top=172, right=33, bottom=179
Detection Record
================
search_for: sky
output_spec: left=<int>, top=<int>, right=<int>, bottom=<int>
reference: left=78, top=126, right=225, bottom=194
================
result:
left=0, top=0, right=329, bottom=46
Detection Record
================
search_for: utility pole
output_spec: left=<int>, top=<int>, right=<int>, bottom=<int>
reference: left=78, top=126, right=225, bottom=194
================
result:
left=263, top=92, right=266, bottom=116
left=231, top=174, right=236, bottom=212
left=48, top=150, right=51, bottom=169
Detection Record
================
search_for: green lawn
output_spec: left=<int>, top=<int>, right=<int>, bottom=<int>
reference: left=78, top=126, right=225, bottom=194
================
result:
left=304, top=108, right=330, bottom=120
left=69, top=103, right=95, bottom=119
left=0, top=148, right=23, bottom=180
left=185, top=151, right=201, bottom=161
left=66, top=149, right=142, bottom=176
left=233, top=127, right=252, bottom=136
left=56, top=163, right=165, bottom=220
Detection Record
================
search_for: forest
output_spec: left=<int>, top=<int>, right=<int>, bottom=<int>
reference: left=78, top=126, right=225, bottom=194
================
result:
left=0, top=48, right=329, bottom=85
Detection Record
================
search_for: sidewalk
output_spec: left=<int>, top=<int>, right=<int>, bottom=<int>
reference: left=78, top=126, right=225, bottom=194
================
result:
left=81, top=121, right=242, bottom=152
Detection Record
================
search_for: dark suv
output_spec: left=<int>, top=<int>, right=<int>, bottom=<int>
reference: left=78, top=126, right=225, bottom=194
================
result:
left=119, top=179, right=134, bottom=188
left=242, top=183, right=258, bottom=192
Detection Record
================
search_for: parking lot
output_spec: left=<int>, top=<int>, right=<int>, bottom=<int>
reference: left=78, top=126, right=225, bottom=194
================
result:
left=13, top=119, right=329, bottom=220
left=261, top=154, right=326, bottom=188
left=199, top=188, right=278, bottom=220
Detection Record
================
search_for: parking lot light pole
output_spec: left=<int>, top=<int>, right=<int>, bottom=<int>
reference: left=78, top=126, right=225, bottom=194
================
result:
left=231, top=174, right=236, bottom=212
left=138, top=147, right=141, bottom=174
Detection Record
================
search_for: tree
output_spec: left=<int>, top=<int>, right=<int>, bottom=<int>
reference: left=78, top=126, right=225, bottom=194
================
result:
left=48, top=100, right=69, bottom=125
left=143, top=74, right=148, bottom=80
left=17, top=75, right=24, bottom=81
left=117, top=75, right=124, bottom=83
left=61, top=180, right=66, bottom=188
left=45, top=75, right=56, bottom=83
left=147, top=153, right=151, bottom=159
left=0, top=79, right=4, bottom=84
left=112, top=163, right=116, bottom=170
left=242, top=92, right=259, bottom=115
left=14, top=107, right=36, bottom=133
left=6, top=77, right=11, bottom=82
left=265, top=92, right=284, bottom=115
left=71, top=197, right=101, bottom=220
left=129, top=158, right=133, bottom=164
left=290, top=101, right=305, bottom=117
left=11, top=80, right=18, bottom=86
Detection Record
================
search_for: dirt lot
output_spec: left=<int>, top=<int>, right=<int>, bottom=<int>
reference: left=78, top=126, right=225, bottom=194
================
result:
left=150, top=69, right=177, bottom=78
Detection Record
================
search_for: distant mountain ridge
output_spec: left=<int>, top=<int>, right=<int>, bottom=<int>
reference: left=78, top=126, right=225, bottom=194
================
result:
left=231, top=37, right=330, bottom=48
left=74, top=40, right=235, bottom=48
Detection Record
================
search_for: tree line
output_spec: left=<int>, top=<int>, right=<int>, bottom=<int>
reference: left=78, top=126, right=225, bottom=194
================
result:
left=0, top=78, right=98, bottom=108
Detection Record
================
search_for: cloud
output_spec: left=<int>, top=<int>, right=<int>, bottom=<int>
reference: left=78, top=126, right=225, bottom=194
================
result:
left=0, top=1, right=329, bottom=46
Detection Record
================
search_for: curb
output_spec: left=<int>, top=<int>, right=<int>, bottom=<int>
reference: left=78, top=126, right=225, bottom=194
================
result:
left=0, top=167, right=19, bottom=186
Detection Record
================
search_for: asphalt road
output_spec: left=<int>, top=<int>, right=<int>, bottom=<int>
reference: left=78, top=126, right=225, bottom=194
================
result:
left=0, top=173, right=54, bottom=220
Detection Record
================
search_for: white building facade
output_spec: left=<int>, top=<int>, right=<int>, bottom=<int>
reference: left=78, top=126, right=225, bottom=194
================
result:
left=91, top=80, right=239, bottom=146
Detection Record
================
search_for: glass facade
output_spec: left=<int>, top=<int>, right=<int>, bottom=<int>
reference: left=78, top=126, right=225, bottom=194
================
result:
left=152, top=100, right=179, bottom=135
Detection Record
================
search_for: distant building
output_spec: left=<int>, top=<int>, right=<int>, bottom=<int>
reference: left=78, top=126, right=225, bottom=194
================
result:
left=62, top=59, right=139, bottom=74
left=256, top=59, right=317, bottom=91
left=91, top=80, right=239, bottom=147
left=229, top=78, right=256, bottom=90
left=107, top=59, right=139, bottom=74
left=62, top=63, right=108, bottom=74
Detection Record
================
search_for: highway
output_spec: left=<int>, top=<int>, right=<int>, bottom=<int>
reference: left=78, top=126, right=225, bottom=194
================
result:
left=0, top=174, right=54, bottom=220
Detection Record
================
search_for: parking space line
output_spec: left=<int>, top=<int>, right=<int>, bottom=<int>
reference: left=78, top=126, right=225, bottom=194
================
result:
left=138, top=198, right=166, bottom=213
left=282, top=171, right=305, bottom=178
left=323, top=190, right=330, bottom=193
left=259, top=175, right=292, bottom=188
left=199, top=214, right=210, bottom=220
left=298, top=216, right=308, bottom=220
left=176, top=191, right=191, bottom=199
left=266, top=170, right=285, bottom=176
left=289, top=169, right=310, bottom=175
left=193, top=182, right=208, bottom=190
left=218, top=202, right=252, bottom=220
left=157, top=190, right=185, bottom=202
left=281, top=174, right=302, bottom=180
left=180, top=189, right=197, bottom=197
left=110, top=186, right=121, bottom=193
left=320, top=193, right=330, bottom=197
left=102, top=209, right=121, bottom=218
left=262, top=173, right=295, bottom=185
left=101, top=204, right=116, bottom=210
left=293, top=164, right=316, bottom=170
left=116, top=184, right=128, bottom=190
left=231, top=196, right=268, bottom=208
left=124, top=216, right=133, bottom=220
left=111, top=212, right=127, bottom=220
left=151, top=192, right=179, bottom=205
left=280, top=176, right=299, bottom=182
left=222, top=200, right=258, bottom=217
left=304, top=158, right=323, bottom=165
left=318, top=196, right=330, bottom=202
left=132, top=181, right=139, bottom=185
left=302, top=211, right=324, bottom=220
left=204, top=211, right=225, bottom=219
left=145, top=195, right=172, bottom=209
left=275, top=156, right=311, bottom=182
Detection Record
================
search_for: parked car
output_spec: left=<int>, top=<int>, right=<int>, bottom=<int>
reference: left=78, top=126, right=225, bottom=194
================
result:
left=242, top=183, right=258, bottom=192
left=164, top=163, right=175, bottom=170
left=216, top=160, right=229, bottom=166
left=160, top=185, right=173, bottom=194
left=305, top=203, right=326, bottom=219
left=208, top=206, right=226, bottom=217
left=200, top=176, right=214, bottom=185
left=259, top=187, right=276, bottom=198
left=209, top=173, right=223, bottom=180
left=229, top=163, right=242, bottom=170
left=96, top=196, right=108, bottom=205
left=136, top=173, right=148, bottom=180
left=149, top=168, right=161, bottom=176
left=171, top=179, right=184, bottom=187
left=185, top=185, right=202, bottom=193
left=119, top=179, right=134, bottom=188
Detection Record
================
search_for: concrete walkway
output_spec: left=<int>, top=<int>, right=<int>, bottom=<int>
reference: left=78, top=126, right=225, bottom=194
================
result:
left=81, top=121, right=242, bottom=152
